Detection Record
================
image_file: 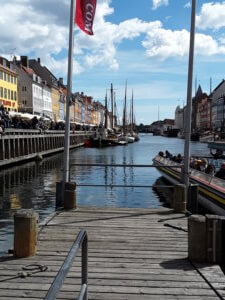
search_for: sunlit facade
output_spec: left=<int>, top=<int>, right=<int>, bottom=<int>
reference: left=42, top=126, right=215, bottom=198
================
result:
left=0, top=57, right=18, bottom=111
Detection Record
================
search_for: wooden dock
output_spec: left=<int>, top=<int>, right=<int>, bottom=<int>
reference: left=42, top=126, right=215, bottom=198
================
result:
left=0, top=206, right=225, bottom=299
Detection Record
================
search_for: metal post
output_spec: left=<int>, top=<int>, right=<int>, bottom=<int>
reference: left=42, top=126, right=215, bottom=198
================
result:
left=183, top=0, right=196, bottom=189
left=82, top=235, right=88, bottom=300
left=62, top=0, right=76, bottom=184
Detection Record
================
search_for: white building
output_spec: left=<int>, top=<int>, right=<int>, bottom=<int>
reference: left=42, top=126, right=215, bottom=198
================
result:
left=42, top=85, right=52, bottom=118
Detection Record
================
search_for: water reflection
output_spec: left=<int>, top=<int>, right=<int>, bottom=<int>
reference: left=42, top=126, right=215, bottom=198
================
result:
left=0, top=135, right=210, bottom=255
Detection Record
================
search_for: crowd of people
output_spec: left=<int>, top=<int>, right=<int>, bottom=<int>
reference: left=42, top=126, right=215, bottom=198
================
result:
left=158, top=150, right=225, bottom=180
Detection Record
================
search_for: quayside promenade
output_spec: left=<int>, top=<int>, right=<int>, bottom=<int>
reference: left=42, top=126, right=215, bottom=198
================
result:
left=0, top=206, right=225, bottom=299
left=0, top=129, right=94, bottom=167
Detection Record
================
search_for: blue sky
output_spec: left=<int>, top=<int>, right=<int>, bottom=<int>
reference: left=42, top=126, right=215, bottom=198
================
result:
left=1, top=0, right=225, bottom=124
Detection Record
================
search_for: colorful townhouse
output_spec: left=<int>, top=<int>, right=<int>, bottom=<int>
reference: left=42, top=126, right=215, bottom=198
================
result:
left=15, top=56, right=43, bottom=116
left=0, top=57, right=18, bottom=112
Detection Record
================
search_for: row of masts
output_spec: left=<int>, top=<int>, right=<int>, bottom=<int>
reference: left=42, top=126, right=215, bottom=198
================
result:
left=105, top=82, right=135, bottom=134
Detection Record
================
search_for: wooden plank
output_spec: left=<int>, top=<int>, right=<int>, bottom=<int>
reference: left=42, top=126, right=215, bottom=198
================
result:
left=0, top=207, right=224, bottom=300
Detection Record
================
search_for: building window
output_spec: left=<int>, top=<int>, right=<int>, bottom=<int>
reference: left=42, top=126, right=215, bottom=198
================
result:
left=4, top=72, right=6, bottom=81
left=4, top=88, right=7, bottom=99
left=11, top=91, right=13, bottom=100
left=7, top=74, right=10, bottom=82
left=11, top=76, right=13, bottom=84
left=14, top=77, right=16, bottom=84
left=8, top=89, right=10, bottom=100
left=0, top=70, right=2, bottom=80
left=14, top=91, right=17, bottom=100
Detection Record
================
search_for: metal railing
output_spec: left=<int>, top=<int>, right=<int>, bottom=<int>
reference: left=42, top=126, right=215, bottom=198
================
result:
left=69, top=163, right=183, bottom=187
left=45, top=229, right=88, bottom=300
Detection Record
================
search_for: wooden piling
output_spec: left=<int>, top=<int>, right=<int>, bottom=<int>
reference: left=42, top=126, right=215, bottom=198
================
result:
left=188, top=214, right=206, bottom=262
left=14, top=209, right=38, bottom=258
left=173, top=184, right=186, bottom=212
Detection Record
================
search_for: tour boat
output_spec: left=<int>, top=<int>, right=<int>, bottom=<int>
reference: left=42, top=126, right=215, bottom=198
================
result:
left=153, top=154, right=225, bottom=215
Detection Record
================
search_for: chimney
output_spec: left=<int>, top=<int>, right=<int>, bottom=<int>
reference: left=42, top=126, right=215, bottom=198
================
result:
left=59, top=77, right=63, bottom=85
left=37, top=57, right=41, bottom=64
left=21, top=56, right=29, bottom=68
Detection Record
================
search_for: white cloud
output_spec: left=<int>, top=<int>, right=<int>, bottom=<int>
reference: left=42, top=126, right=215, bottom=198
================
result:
left=196, top=2, right=225, bottom=30
left=1, top=0, right=225, bottom=78
left=142, top=23, right=225, bottom=60
left=184, top=2, right=191, bottom=9
left=152, top=0, right=169, bottom=10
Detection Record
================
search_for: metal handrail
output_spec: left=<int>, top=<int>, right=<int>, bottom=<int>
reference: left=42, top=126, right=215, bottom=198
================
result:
left=45, top=229, right=88, bottom=300
left=70, top=163, right=183, bottom=168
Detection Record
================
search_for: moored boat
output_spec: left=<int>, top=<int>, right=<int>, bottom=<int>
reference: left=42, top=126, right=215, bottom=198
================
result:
left=153, top=154, right=225, bottom=215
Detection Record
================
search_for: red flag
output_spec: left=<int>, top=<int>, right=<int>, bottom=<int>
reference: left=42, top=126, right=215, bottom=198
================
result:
left=75, top=0, right=97, bottom=35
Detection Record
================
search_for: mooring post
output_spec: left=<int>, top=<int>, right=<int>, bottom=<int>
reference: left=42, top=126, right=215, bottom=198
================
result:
left=64, top=182, right=76, bottom=209
left=188, top=184, right=198, bottom=214
left=173, top=184, right=186, bottom=212
left=56, top=181, right=63, bottom=208
left=14, top=209, right=38, bottom=258
left=188, top=215, right=206, bottom=262
left=205, top=215, right=225, bottom=264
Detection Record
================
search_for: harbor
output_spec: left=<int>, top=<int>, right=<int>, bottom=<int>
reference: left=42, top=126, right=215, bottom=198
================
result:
left=0, top=134, right=210, bottom=255
left=1, top=0, right=225, bottom=298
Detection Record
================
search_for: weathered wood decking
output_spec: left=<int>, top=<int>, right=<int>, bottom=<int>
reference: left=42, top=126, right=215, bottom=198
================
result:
left=0, top=206, right=225, bottom=299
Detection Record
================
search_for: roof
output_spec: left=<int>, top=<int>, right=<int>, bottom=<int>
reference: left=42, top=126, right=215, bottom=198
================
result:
left=29, top=59, right=58, bottom=88
left=23, top=66, right=35, bottom=75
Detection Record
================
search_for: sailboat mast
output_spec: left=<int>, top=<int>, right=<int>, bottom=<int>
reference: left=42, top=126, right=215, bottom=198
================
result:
left=105, top=91, right=108, bottom=129
left=131, top=90, right=134, bottom=132
left=114, top=92, right=116, bottom=127
left=111, top=83, right=114, bottom=129
left=123, top=81, right=127, bottom=134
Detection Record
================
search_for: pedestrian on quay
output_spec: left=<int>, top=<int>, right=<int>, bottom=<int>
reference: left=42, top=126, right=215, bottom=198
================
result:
left=215, top=162, right=225, bottom=180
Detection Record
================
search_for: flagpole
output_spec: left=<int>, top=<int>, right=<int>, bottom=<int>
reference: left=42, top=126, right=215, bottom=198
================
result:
left=63, top=0, right=76, bottom=184
left=183, top=0, right=196, bottom=189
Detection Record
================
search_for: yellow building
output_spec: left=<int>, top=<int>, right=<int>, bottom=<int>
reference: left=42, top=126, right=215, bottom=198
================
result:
left=0, top=57, right=18, bottom=111
left=51, top=87, right=60, bottom=122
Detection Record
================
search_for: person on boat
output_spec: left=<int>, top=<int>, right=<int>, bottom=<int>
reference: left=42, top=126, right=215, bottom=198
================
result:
left=175, top=153, right=183, bottom=163
left=189, top=157, right=195, bottom=168
left=215, top=162, right=225, bottom=180
left=158, top=151, right=164, bottom=157
left=165, top=150, right=172, bottom=159
left=205, top=164, right=215, bottom=176
left=199, top=159, right=208, bottom=172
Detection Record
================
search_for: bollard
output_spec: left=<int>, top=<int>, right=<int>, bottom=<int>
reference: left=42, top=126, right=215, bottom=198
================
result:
left=188, top=215, right=206, bottom=262
left=188, top=184, right=198, bottom=214
left=56, top=181, right=63, bottom=208
left=173, top=184, right=186, bottom=212
left=206, top=215, right=225, bottom=264
left=14, top=209, right=38, bottom=258
left=64, top=182, right=76, bottom=209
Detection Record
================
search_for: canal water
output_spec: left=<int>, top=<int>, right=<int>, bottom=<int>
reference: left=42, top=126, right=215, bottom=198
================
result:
left=0, top=134, right=209, bottom=255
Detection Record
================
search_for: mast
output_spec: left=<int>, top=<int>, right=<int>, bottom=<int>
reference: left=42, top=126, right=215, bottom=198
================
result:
left=104, top=90, right=108, bottom=129
left=114, top=91, right=116, bottom=127
left=111, top=83, right=114, bottom=129
left=123, top=81, right=127, bottom=135
left=131, top=90, right=134, bottom=132
left=183, top=0, right=196, bottom=189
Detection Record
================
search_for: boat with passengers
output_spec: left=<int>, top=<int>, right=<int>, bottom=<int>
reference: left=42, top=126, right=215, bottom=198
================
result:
left=153, top=149, right=225, bottom=215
